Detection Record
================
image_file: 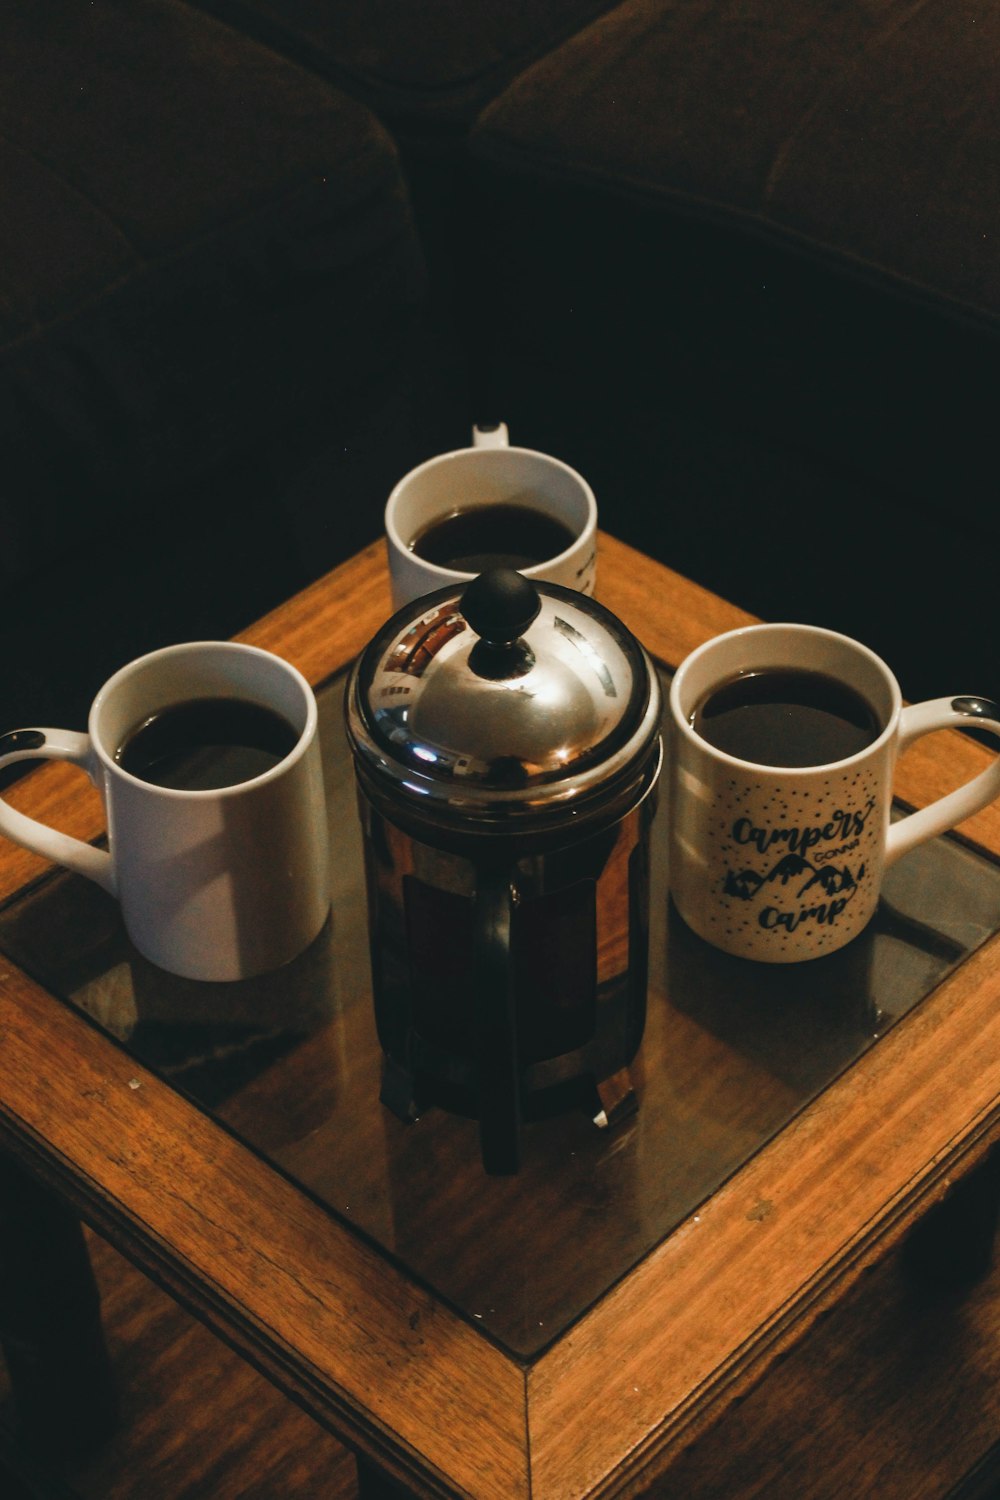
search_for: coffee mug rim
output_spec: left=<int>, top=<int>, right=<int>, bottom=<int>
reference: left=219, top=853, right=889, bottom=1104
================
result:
left=90, top=640, right=317, bottom=799
left=384, top=443, right=597, bottom=588
left=669, top=621, right=903, bottom=775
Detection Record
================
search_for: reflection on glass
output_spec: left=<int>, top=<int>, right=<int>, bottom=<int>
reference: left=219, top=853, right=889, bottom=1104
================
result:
left=1, top=670, right=999, bottom=1357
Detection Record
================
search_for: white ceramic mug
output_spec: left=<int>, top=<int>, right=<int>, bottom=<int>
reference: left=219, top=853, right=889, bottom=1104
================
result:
left=668, top=623, right=1000, bottom=962
left=384, top=422, right=598, bottom=610
left=0, top=642, right=330, bottom=981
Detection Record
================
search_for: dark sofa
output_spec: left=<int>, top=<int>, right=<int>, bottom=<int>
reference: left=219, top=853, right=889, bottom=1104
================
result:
left=467, top=0, right=1000, bottom=705
left=2, top=0, right=430, bottom=730
left=5, top=0, right=997, bottom=738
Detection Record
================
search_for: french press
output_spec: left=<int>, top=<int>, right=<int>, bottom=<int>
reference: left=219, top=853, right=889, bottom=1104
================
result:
left=345, top=569, right=662, bottom=1173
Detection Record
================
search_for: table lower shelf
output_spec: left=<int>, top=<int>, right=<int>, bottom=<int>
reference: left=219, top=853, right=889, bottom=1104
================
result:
left=2, top=1163, right=999, bottom=1500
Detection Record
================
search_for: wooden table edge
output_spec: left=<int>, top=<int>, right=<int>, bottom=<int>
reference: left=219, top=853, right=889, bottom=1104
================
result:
left=0, top=533, right=998, bottom=1499
left=0, top=960, right=529, bottom=1500
left=527, top=931, right=1000, bottom=1496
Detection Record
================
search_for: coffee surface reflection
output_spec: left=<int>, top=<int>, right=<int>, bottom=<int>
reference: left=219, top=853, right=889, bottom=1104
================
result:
left=690, top=667, right=882, bottom=767
left=410, top=501, right=577, bottom=574
left=116, top=698, right=299, bottom=790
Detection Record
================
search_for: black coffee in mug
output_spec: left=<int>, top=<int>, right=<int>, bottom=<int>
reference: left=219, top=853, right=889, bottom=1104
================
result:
left=690, top=667, right=882, bottom=767
left=410, top=502, right=576, bottom=573
left=116, top=697, right=299, bottom=790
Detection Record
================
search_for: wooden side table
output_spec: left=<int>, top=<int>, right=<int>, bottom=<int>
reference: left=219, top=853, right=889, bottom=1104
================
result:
left=2, top=534, right=1000, bottom=1498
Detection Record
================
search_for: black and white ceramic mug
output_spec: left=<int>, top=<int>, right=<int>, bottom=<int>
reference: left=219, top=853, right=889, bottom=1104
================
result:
left=668, top=622, right=1000, bottom=962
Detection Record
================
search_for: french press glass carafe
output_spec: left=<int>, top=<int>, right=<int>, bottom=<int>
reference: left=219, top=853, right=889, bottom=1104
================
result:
left=345, top=569, right=662, bottom=1173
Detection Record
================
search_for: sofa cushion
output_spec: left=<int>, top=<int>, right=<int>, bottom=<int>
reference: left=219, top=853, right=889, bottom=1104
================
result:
left=181, top=0, right=621, bottom=133
left=0, top=0, right=427, bottom=727
left=472, top=0, right=1000, bottom=319
left=467, top=0, right=1000, bottom=699
left=0, top=0, right=425, bottom=586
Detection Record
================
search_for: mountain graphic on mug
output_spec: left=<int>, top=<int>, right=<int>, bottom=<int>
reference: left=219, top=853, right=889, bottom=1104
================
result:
left=724, top=853, right=863, bottom=903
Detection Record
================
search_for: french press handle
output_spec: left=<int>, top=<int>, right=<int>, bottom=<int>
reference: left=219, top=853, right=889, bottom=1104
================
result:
left=474, top=867, right=522, bottom=1174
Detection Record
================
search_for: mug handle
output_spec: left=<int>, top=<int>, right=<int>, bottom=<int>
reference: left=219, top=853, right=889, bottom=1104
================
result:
left=474, top=866, right=521, bottom=1174
left=886, top=696, right=1000, bottom=868
left=472, top=422, right=509, bottom=450
left=0, top=729, right=115, bottom=893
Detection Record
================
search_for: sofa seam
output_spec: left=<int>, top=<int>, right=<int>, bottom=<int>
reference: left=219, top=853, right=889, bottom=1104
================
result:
left=466, top=138, right=1000, bottom=338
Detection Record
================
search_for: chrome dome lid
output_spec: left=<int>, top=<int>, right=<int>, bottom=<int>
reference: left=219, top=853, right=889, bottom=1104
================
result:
left=345, top=569, right=661, bottom=822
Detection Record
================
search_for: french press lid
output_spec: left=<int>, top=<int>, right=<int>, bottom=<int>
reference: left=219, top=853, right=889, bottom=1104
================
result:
left=346, top=569, right=661, bottom=828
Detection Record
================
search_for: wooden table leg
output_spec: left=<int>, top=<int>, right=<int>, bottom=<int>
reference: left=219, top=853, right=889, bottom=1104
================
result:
left=903, top=1145, right=1000, bottom=1287
left=0, top=1153, right=118, bottom=1457
left=356, top=1455, right=421, bottom=1499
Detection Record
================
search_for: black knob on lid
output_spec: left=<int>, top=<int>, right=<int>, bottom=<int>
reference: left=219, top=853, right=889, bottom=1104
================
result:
left=460, top=569, right=541, bottom=645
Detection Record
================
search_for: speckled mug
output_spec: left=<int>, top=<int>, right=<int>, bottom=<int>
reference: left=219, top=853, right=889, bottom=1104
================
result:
left=668, top=623, right=1000, bottom=962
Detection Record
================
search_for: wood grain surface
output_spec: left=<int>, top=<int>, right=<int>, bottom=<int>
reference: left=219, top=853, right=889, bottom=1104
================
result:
left=8, top=1203, right=1000, bottom=1500
left=0, top=956, right=526, bottom=1498
left=528, top=933, right=1000, bottom=1496
left=1, top=533, right=999, bottom=1498
left=0, top=1225, right=358, bottom=1500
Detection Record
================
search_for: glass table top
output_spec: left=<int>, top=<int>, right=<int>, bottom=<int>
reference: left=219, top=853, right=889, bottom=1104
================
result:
left=3, top=668, right=1000, bottom=1359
